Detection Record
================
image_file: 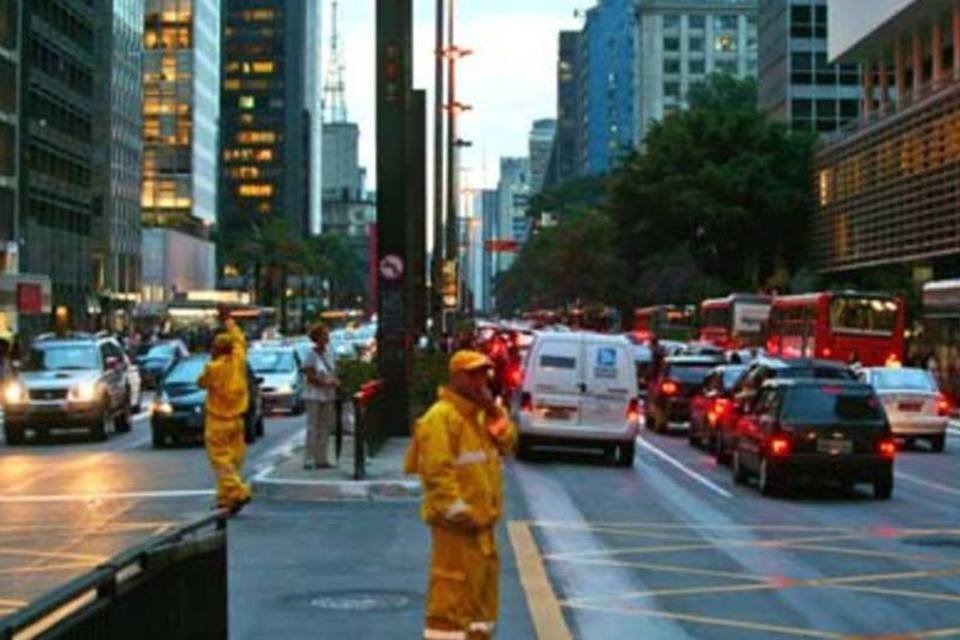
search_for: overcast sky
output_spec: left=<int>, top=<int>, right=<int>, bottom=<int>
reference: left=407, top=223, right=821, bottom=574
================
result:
left=338, top=0, right=588, bottom=191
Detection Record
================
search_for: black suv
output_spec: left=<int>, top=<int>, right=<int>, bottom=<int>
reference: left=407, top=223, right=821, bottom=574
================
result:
left=646, top=355, right=725, bottom=432
left=732, top=379, right=895, bottom=499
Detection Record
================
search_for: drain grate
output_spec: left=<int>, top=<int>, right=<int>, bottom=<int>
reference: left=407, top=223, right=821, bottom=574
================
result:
left=303, top=590, right=415, bottom=613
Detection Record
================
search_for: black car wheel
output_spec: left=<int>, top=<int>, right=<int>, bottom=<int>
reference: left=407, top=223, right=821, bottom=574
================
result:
left=732, top=450, right=748, bottom=484
left=930, top=434, right=946, bottom=453
left=757, top=457, right=781, bottom=497
left=874, top=473, right=893, bottom=500
left=3, top=425, right=24, bottom=445
left=616, top=441, right=635, bottom=467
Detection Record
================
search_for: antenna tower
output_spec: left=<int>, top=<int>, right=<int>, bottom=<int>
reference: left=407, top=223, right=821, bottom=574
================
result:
left=323, top=0, right=348, bottom=123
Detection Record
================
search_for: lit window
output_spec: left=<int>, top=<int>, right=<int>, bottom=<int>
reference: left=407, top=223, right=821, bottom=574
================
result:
left=819, top=169, right=834, bottom=206
left=238, top=183, right=275, bottom=198
left=251, top=61, right=275, bottom=74
left=236, top=131, right=277, bottom=144
left=239, top=96, right=256, bottom=109
left=715, top=35, right=737, bottom=53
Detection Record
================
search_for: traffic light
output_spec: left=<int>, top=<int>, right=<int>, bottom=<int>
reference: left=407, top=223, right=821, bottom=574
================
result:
left=442, top=260, right=458, bottom=309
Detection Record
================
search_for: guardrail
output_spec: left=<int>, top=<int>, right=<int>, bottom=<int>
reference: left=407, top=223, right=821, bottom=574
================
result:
left=0, top=512, right=228, bottom=640
left=352, top=380, right=385, bottom=480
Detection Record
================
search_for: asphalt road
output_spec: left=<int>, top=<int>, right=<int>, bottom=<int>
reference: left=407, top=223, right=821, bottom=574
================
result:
left=5, top=410, right=960, bottom=639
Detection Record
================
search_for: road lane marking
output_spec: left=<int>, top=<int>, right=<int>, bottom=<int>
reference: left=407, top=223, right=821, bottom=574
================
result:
left=563, top=602, right=844, bottom=639
left=636, top=435, right=733, bottom=499
left=507, top=521, right=573, bottom=640
left=547, top=557, right=774, bottom=582
left=897, top=472, right=960, bottom=498
left=833, top=583, right=960, bottom=604
left=532, top=520, right=855, bottom=533
left=0, top=489, right=213, bottom=504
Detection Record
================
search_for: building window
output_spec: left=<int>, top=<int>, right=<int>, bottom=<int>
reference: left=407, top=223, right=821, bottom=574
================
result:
left=715, top=59, right=738, bottom=75
left=664, top=37, right=680, bottom=52
left=0, top=121, right=13, bottom=177
left=664, top=82, right=680, bottom=99
left=0, top=0, right=17, bottom=50
left=664, top=59, right=680, bottom=75
left=715, top=35, right=738, bottom=53
left=688, top=14, right=705, bottom=30
left=714, top=15, right=739, bottom=31
left=239, top=96, right=256, bottom=109
left=689, top=37, right=704, bottom=53
left=236, top=131, right=277, bottom=144
left=0, top=57, right=15, bottom=113
left=689, top=59, right=706, bottom=75
left=238, top=183, right=275, bottom=198
left=790, top=5, right=812, bottom=38
left=818, top=169, right=833, bottom=206
left=791, top=52, right=813, bottom=84
left=663, top=14, right=680, bottom=30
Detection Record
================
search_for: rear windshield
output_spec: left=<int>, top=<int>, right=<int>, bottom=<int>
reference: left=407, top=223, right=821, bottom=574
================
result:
left=778, top=367, right=854, bottom=380
left=869, top=368, right=936, bottom=392
left=666, top=365, right=713, bottom=384
left=540, top=355, right=576, bottom=370
left=782, top=386, right=884, bottom=423
left=722, top=367, right=747, bottom=389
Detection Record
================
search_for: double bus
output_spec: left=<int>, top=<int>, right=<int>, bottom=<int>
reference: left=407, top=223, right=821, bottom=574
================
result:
left=633, top=305, right=697, bottom=343
left=766, top=291, right=904, bottom=367
left=699, top=294, right=772, bottom=349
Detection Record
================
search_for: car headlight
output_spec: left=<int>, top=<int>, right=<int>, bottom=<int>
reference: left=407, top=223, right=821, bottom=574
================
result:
left=68, top=381, right=99, bottom=403
left=153, top=394, right=173, bottom=415
left=3, top=381, right=27, bottom=405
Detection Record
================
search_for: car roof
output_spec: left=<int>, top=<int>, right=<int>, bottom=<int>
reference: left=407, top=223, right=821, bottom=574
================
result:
left=534, top=331, right=629, bottom=345
left=754, top=357, right=849, bottom=370
left=762, top=378, right=869, bottom=389
left=666, top=356, right=724, bottom=365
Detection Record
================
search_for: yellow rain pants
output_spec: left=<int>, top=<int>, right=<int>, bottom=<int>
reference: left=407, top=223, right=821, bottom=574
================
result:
left=204, top=415, right=250, bottom=508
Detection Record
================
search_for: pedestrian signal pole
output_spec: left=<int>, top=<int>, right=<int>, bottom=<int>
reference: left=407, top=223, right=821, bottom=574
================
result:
left=376, top=0, right=413, bottom=432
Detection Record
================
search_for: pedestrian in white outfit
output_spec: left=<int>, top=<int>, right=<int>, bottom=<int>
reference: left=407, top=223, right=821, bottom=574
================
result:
left=303, top=323, right=340, bottom=469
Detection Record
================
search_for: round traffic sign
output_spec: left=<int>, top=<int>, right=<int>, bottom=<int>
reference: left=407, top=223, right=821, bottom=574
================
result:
left=379, top=254, right=405, bottom=281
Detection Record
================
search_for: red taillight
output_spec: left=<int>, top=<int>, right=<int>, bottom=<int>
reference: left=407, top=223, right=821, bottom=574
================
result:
left=714, top=398, right=731, bottom=416
left=769, top=435, right=791, bottom=457
left=661, top=380, right=679, bottom=396
left=820, top=347, right=832, bottom=359
left=627, top=397, right=639, bottom=422
left=521, top=392, right=532, bottom=413
left=937, top=394, right=952, bottom=417
left=508, top=366, right=524, bottom=389
left=886, top=354, right=902, bottom=368
left=878, top=439, right=897, bottom=458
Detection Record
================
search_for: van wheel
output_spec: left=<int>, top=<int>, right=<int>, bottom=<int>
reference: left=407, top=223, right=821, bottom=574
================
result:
left=732, top=450, right=748, bottom=484
left=616, top=441, right=635, bottom=467
left=516, top=435, right=532, bottom=461
left=930, top=434, right=946, bottom=453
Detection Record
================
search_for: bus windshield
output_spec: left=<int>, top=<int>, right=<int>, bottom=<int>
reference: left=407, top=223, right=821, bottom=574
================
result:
left=829, top=297, right=898, bottom=336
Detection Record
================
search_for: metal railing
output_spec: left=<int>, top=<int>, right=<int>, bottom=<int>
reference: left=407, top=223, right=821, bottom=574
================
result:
left=352, top=380, right=385, bottom=480
left=0, top=513, right=228, bottom=640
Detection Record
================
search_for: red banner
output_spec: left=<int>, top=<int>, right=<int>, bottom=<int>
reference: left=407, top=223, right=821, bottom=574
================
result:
left=484, top=240, right=519, bottom=253
left=17, top=283, right=43, bottom=314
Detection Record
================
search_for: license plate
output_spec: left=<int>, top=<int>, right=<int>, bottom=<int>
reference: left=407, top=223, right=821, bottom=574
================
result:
left=817, top=439, right=852, bottom=455
left=898, top=402, right=923, bottom=412
left=543, top=407, right=575, bottom=420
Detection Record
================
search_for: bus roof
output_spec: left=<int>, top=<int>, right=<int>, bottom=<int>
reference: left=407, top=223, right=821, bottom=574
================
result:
left=701, top=294, right=771, bottom=308
left=772, top=291, right=899, bottom=306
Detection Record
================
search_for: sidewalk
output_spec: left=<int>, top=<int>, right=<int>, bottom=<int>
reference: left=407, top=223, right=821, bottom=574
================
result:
left=229, top=440, right=538, bottom=639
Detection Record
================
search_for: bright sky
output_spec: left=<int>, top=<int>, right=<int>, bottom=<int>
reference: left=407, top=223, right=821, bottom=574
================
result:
left=339, top=0, right=588, bottom=191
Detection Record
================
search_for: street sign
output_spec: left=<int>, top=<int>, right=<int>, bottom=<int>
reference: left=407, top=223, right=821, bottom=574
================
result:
left=379, top=254, right=405, bottom=281
left=442, top=260, right=458, bottom=310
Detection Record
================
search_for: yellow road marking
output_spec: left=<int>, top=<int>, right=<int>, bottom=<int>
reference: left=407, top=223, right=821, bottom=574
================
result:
left=507, top=521, right=573, bottom=640
left=565, top=601, right=846, bottom=639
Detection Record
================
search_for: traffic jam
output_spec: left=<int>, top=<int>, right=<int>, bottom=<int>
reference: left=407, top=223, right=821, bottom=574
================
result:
left=476, top=285, right=960, bottom=501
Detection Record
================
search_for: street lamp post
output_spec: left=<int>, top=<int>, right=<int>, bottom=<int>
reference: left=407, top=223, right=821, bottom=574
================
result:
left=432, top=0, right=445, bottom=339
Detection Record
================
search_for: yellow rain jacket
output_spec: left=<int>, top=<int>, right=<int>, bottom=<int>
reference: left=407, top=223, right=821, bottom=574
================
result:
left=198, top=320, right=248, bottom=419
left=406, top=387, right=517, bottom=640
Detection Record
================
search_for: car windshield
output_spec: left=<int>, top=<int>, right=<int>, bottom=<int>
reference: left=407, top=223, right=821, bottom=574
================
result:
left=248, top=351, right=296, bottom=373
left=164, top=358, right=207, bottom=385
left=25, top=345, right=100, bottom=371
left=779, top=366, right=853, bottom=380
left=145, top=344, right=176, bottom=359
left=782, top=386, right=885, bottom=423
left=667, top=365, right=714, bottom=384
left=870, top=368, right=936, bottom=391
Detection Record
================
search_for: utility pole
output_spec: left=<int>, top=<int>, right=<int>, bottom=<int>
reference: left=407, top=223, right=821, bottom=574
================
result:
left=376, top=0, right=413, bottom=433
left=432, top=0, right=445, bottom=338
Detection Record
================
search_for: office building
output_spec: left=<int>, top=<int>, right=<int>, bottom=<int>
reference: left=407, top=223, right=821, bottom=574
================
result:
left=322, top=122, right=373, bottom=237
left=553, top=30, right=582, bottom=185
left=495, top=157, right=530, bottom=277
left=220, top=1, right=323, bottom=249
left=579, top=0, right=637, bottom=175
left=635, top=0, right=759, bottom=146
left=813, top=0, right=960, bottom=275
left=141, top=0, right=220, bottom=301
left=758, top=0, right=861, bottom=132
left=528, top=119, right=556, bottom=195
left=18, top=0, right=98, bottom=329
left=478, top=189, right=499, bottom=313
left=93, top=0, right=144, bottom=327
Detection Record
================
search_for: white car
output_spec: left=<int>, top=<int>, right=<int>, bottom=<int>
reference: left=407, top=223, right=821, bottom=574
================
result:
left=861, top=367, right=950, bottom=452
left=517, top=332, right=639, bottom=466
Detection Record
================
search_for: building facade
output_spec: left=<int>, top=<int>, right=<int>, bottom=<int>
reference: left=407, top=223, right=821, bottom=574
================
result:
left=220, top=0, right=323, bottom=249
left=94, top=0, right=144, bottom=326
left=494, top=157, right=530, bottom=279
left=19, top=0, right=98, bottom=329
left=141, top=0, right=219, bottom=300
left=579, top=0, right=636, bottom=175
left=528, top=119, right=556, bottom=195
left=813, top=0, right=960, bottom=275
left=758, top=0, right=861, bottom=132
left=478, top=188, right=499, bottom=313
left=0, top=0, right=18, bottom=274
left=635, top=0, right=759, bottom=146
left=553, top=30, right=582, bottom=185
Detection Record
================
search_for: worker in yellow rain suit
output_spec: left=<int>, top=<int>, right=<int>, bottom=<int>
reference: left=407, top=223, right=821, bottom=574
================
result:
left=405, top=350, right=517, bottom=640
left=198, top=312, right=251, bottom=515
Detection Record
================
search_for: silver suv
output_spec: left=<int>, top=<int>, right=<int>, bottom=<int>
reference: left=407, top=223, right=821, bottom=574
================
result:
left=3, top=334, right=132, bottom=444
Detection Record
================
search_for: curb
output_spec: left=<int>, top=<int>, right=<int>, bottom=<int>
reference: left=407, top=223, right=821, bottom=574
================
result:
left=252, top=474, right=421, bottom=502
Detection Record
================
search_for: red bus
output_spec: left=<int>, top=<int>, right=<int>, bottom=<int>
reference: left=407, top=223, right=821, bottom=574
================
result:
left=766, top=292, right=905, bottom=367
left=699, top=294, right=772, bottom=349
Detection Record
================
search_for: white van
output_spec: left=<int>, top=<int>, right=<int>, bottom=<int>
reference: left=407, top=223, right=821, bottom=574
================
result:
left=517, top=332, right=639, bottom=466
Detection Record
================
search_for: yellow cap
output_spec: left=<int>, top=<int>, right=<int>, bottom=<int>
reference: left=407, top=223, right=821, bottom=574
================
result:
left=449, top=350, right=494, bottom=374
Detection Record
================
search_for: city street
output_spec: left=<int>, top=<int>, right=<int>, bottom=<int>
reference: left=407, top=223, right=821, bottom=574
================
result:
left=5, top=410, right=960, bottom=638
